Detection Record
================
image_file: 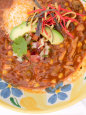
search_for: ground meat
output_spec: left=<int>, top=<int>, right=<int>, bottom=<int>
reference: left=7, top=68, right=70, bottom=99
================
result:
left=0, top=0, right=86, bottom=89
left=0, top=0, right=13, bottom=9
left=76, top=24, right=85, bottom=32
left=72, top=0, right=83, bottom=11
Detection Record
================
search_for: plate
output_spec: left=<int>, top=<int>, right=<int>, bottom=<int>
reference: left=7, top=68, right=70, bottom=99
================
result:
left=0, top=0, right=86, bottom=113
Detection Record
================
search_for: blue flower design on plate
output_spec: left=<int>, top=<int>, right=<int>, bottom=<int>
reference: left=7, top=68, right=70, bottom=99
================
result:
left=0, top=80, right=23, bottom=99
left=45, top=82, right=72, bottom=104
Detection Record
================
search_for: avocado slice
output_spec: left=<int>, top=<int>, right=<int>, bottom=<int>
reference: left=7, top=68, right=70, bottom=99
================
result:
left=10, top=21, right=64, bottom=45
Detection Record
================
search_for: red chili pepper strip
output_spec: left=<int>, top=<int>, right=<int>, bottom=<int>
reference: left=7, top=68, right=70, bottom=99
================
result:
left=76, top=12, right=85, bottom=16
left=55, top=11, right=66, bottom=28
left=43, top=21, right=48, bottom=35
left=64, top=17, right=80, bottom=24
left=47, top=15, right=57, bottom=23
left=60, top=7, right=84, bottom=17
left=60, top=21, right=74, bottom=38
left=27, top=4, right=83, bottom=38
left=58, top=5, right=61, bottom=11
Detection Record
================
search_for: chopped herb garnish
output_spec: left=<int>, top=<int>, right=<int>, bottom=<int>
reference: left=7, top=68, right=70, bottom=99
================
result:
left=12, top=36, right=27, bottom=57
left=43, top=55, right=48, bottom=57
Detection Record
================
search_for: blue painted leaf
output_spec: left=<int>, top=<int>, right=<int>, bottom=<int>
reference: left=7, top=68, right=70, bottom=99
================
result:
left=0, top=82, right=8, bottom=89
left=55, top=82, right=63, bottom=89
left=48, top=94, right=57, bottom=104
left=10, top=97, right=21, bottom=108
left=45, top=87, right=55, bottom=94
left=61, top=84, right=71, bottom=92
left=58, top=92, right=68, bottom=100
left=12, top=88, right=23, bottom=97
left=1, top=88, right=11, bottom=98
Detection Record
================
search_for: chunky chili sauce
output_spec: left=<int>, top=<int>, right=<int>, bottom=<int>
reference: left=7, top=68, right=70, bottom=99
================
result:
left=0, top=0, right=86, bottom=89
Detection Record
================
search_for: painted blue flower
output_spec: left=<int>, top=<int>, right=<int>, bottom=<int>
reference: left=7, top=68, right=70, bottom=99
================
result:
left=0, top=80, right=23, bottom=99
left=45, top=82, right=71, bottom=104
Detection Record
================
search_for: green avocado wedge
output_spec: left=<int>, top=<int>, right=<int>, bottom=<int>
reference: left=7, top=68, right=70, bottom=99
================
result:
left=10, top=21, right=64, bottom=45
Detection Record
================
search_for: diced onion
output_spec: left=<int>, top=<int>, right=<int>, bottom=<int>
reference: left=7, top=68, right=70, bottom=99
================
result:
left=38, top=38, right=44, bottom=49
left=32, top=42, right=37, bottom=48
left=13, top=52, right=18, bottom=56
left=40, top=43, right=50, bottom=59
left=17, top=57, right=23, bottom=62
left=13, top=52, right=23, bottom=62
